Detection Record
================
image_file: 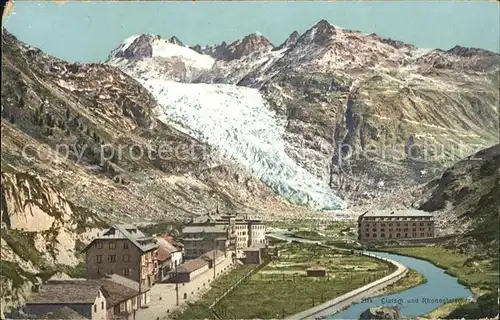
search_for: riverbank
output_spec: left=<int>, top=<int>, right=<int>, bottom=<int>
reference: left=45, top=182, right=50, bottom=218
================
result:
left=372, top=246, right=499, bottom=319
left=373, top=246, right=498, bottom=292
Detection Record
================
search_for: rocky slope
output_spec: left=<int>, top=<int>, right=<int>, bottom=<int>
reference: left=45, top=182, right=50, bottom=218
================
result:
left=416, top=144, right=499, bottom=258
left=1, top=29, right=314, bottom=221
left=107, top=20, right=499, bottom=209
left=0, top=165, right=104, bottom=316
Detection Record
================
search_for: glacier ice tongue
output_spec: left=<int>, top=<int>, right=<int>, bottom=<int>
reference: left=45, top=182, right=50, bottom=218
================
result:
left=136, top=78, right=346, bottom=210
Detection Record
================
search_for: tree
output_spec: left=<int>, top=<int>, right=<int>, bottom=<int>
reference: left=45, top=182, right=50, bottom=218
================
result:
left=65, top=108, right=70, bottom=119
left=8, top=113, right=15, bottom=124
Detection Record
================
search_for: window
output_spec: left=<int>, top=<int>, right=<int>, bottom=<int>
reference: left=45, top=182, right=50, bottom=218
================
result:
left=365, top=233, right=369, bottom=238
left=124, top=268, right=130, bottom=276
left=123, top=255, right=131, bottom=262
left=101, top=301, right=104, bottom=310
left=372, top=234, right=377, bottom=238
left=94, top=304, right=97, bottom=313
left=96, top=242, right=103, bottom=249
left=412, top=228, right=416, bottom=232
left=108, top=255, right=116, bottom=262
left=109, top=242, right=116, bottom=250
left=420, top=233, right=425, bottom=237
left=124, top=242, right=129, bottom=249
left=381, top=234, right=385, bottom=238
left=96, top=255, right=102, bottom=264
left=396, top=233, right=401, bottom=238
left=404, top=233, right=408, bottom=238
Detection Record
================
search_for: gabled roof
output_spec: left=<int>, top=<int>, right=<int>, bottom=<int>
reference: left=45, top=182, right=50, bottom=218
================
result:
left=26, top=280, right=103, bottom=305
left=82, top=224, right=158, bottom=253
left=171, top=259, right=208, bottom=274
left=182, top=225, right=228, bottom=234
left=102, top=280, right=140, bottom=308
left=156, top=237, right=179, bottom=262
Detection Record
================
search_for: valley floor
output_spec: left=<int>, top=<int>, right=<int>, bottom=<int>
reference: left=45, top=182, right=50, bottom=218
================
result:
left=172, top=243, right=395, bottom=320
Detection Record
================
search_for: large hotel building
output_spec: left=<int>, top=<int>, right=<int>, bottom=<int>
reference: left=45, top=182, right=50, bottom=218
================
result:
left=358, top=209, right=435, bottom=242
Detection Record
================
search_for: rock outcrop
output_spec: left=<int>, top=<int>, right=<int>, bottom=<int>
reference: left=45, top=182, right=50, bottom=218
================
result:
left=0, top=166, right=104, bottom=315
left=359, top=306, right=402, bottom=320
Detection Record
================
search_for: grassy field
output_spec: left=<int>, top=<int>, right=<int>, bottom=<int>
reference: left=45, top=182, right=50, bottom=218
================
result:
left=172, top=264, right=256, bottom=320
left=213, top=243, right=394, bottom=319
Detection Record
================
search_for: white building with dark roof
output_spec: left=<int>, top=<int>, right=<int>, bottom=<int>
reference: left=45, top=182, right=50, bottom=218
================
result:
left=24, top=280, right=107, bottom=320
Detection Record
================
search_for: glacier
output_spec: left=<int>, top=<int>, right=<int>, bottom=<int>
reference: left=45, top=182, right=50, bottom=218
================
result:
left=136, top=79, right=346, bottom=210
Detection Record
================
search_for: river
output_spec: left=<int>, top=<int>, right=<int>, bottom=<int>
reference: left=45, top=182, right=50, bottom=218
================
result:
left=269, top=231, right=473, bottom=319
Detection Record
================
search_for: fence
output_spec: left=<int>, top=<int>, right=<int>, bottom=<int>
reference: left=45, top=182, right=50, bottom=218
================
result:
left=209, top=259, right=270, bottom=319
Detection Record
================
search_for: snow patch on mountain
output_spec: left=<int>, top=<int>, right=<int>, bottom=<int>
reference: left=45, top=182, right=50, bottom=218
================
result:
left=136, top=79, right=346, bottom=210
left=150, top=40, right=215, bottom=69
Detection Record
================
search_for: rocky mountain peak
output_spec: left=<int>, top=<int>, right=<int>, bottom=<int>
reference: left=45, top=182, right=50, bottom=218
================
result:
left=225, top=33, right=274, bottom=60
left=446, top=45, right=498, bottom=58
left=113, top=34, right=160, bottom=61
left=167, top=36, right=184, bottom=47
left=297, top=19, right=337, bottom=46
left=273, top=30, right=300, bottom=51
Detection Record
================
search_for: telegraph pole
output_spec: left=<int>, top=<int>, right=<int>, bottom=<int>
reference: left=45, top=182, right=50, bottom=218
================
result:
left=213, top=238, right=217, bottom=278
left=175, top=264, right=179, bottom=306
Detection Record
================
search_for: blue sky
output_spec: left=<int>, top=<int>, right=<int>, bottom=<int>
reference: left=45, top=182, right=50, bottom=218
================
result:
left=3, top=1, right=499, bottom=63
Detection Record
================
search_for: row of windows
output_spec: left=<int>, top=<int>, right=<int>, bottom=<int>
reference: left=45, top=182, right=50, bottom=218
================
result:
left=364, top=222, right=433, bottom=227
left=96, top=255, right=131, bottom=263
left=364, top=232, right=433, bottom=239
left=366, top=227, right=432, bottom=232
left=363, top=217, right=432, bottom=221
left=95, top=241, right=129, bottom=250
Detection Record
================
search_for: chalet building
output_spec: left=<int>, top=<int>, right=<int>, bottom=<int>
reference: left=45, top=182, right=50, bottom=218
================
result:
left=24, top=276, right=143, bottom=320
left=156, top=234, right=184, bottom=283
left=24, top=280, right=108, bottom=320
left=182, top=213, right=266, bottom=259
left=102, top=275, right=142, bottom=319
left=358, top=210, right=435, bottom=242
left=82, top=225, right=158, bottom=306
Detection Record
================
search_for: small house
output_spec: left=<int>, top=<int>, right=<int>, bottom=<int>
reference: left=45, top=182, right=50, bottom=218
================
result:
left=243, top=244, right=268, bottom=264
left=306, top=267, right=327, bottom=277
left=24, top=280, right=107, bottom=320
left=167, top=258, right=209, bottom=283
